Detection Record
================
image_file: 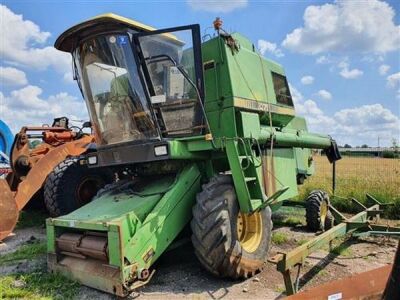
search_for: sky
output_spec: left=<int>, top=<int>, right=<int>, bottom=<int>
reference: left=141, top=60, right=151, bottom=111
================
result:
left=0, top=0, right=399, bottom=147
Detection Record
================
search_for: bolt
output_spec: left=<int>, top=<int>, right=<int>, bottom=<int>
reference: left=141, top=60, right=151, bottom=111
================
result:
left=138, top=268, right=150, bottom=280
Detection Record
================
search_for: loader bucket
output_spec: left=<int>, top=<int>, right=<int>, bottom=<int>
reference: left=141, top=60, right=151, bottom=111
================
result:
left=0, top=179, right=18, bottom=240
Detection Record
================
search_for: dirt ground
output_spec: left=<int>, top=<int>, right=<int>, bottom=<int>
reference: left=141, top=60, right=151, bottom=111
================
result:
left=1, top=214, right=397, bottom=300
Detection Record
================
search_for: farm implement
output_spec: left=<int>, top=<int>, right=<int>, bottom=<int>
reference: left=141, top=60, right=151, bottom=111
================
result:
left=269, top=194, right=400, bottom=296
left=45, top=14, right=344, bottom=296
left=0, top=117, right=111, bottom=241
left=286, top=240, right=400, bottom=300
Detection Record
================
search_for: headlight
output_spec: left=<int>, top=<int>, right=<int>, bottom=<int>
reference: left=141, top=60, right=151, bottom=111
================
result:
left=88, top=155, right=98, bottom=165
left=154, top=145, right=168, bottom=156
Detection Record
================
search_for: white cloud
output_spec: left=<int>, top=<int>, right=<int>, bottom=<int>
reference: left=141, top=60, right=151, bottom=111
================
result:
left=257, top=40, right=284, bottom=58
left=290, top=84, right=400, bottom=146
left=0, top=5, right=70, bottom=73
left=338, top=60, right=363, bottom=79
left=63, top=72, right=74, bottom=84
left=282, top=0, right=400, bottom=55
left=339, top=68, right=363, bottom=79
left=0, top=85, right=88, bottom=133
left=386, top=72, right=400, bottom=88
left=316, top=55, right=332, bottom=64
left=317, top=89, right=332, bottom=100
left=0, top=66, right=28, bottom=86
left=186, top=0, right=247, bottom=12
left=379, top=64, right=391, bottom=76
left=301, top=75, right=314, bottom=85
left=386, top=72, right=400, bottom=99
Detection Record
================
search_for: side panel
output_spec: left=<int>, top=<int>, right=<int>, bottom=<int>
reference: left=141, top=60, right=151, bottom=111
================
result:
left=263, top=148, right=298, bottom=205
left=123, top=164, right=201, bottom=268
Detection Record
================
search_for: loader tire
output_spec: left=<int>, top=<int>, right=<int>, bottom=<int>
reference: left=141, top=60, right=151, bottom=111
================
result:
left=305, top=190, right=334, bottom=232
left=44, top=157, right=113, bottom=217
left=191, top=175, right=272, bottom=279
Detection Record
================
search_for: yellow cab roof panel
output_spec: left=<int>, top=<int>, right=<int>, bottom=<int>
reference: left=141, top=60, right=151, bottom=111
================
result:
left=55, top=13, right=180, bottom=52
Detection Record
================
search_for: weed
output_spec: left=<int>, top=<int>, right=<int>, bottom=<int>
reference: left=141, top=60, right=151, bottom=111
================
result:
left=272, top=232, right=289, bottom=245
left=330, top=244, right=352, bottom=257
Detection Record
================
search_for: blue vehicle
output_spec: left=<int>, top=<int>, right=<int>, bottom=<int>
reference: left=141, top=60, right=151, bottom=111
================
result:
left=0, top=119, right=13, bottom=163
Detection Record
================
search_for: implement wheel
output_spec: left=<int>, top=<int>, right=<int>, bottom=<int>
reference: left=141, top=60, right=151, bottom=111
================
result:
left=305, top=190, right=334, bottom=232
left=191, top=175, right=272, bottom=279
left=44, top=157, right=113, bottom=217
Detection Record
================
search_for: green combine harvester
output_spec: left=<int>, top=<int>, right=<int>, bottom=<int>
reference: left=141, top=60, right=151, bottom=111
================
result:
left=47, top=14, right=341, bottom=296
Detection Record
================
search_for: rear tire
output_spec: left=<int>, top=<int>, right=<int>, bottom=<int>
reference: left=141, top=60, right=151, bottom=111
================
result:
left=44, top=157, right=113, bottom=217
left=191, top=175, right=272, bottom=279
left=305, top=190, right=334, bottom=232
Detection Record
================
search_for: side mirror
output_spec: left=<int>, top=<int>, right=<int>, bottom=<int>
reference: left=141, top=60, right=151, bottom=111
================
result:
left=82, top=121, right=92, bottom=129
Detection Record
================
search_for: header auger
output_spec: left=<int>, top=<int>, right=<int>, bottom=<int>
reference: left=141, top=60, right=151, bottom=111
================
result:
left=46, top=14, right=341, bottom=296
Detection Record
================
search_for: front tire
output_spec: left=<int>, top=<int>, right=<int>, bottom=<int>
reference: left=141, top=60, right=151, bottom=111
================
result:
left=305, top=190, right=334, bottom=232
left=191, top=175, right=272, bottom=279
left=44, top=157, right=113, bottom=217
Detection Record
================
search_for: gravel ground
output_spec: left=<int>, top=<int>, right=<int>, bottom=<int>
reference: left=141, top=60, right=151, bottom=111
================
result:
left=1, top=223, right=396, bottom=300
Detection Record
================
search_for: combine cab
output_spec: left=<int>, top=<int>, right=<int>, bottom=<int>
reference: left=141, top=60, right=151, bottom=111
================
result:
left=46, top=14, right=342, bottom=296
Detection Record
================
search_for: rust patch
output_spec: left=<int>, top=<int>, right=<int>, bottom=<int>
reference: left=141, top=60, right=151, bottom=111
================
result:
left=286, top=264, right=392, bottom=300
left=57, top=232, right=108, bottom=261
left=261, top=149, right=276, bottom=197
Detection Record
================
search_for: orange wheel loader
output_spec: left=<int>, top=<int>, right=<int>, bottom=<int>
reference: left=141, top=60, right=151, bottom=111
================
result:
left=0, top=117, right=112, bottom=241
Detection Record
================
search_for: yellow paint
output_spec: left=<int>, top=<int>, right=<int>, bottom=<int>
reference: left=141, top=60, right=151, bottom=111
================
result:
left=233, top=97, right=295, bottom=116
left=236, top=211, right=263, bottom=253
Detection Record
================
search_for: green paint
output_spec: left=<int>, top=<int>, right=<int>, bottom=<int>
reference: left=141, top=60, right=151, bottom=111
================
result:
left=47, top=17, right=342, bottom=295
left=48, top=164, right=201, bottom=294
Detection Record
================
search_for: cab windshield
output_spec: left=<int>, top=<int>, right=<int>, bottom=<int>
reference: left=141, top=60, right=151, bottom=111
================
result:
left=74, top=28, right=204, bottom=146
left=74, top=33, right=158, bottom=145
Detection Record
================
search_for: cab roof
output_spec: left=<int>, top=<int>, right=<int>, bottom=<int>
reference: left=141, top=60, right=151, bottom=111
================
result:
left=55, top=13, right=179, bottom=53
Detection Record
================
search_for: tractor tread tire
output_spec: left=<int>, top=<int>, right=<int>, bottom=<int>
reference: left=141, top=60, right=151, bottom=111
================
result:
left=191, top=175, right=272, bottom=279
left=305, top=190, right=333, bottom=232
left=44, top=157, right=112, bottom=217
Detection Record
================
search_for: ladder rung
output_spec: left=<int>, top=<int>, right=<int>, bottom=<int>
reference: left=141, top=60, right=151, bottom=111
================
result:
left=245, top=177, right=257, bottom=183
left=251, top=199, right=263, bottom=206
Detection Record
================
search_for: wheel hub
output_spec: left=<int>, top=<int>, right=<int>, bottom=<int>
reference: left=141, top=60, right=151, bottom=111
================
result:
left=320, top=201, right=328, bottom=225
left=236, top=211, right=263, bottom=253
left=76, top=177, right=103, bottom=206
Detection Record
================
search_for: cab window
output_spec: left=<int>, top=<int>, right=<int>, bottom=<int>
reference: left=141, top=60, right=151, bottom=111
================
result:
left=271, top=72, right=293, bottom=107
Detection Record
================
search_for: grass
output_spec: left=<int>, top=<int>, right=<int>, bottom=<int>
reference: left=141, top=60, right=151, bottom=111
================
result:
left=16, top=210, right=47, bottom=229
left=0, top=271, right=79, bottom=299
left=298, top=156, right=400, bottom=218
left=0, top=242, right=47, bottom=265
left=282, top=216, right=303, bottom=227
left=274, top=285, right=285, bottom=293
left=273, top=206, right=305, bottom=227
left=330, top=244, right=353, bottom=257
left=272, top=232, right=289, bottom=245
left=296, top=238, right=309, bottom=246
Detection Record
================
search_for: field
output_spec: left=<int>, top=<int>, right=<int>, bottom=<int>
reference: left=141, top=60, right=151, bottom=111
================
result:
left=298, top=155, right=400, bottom=218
